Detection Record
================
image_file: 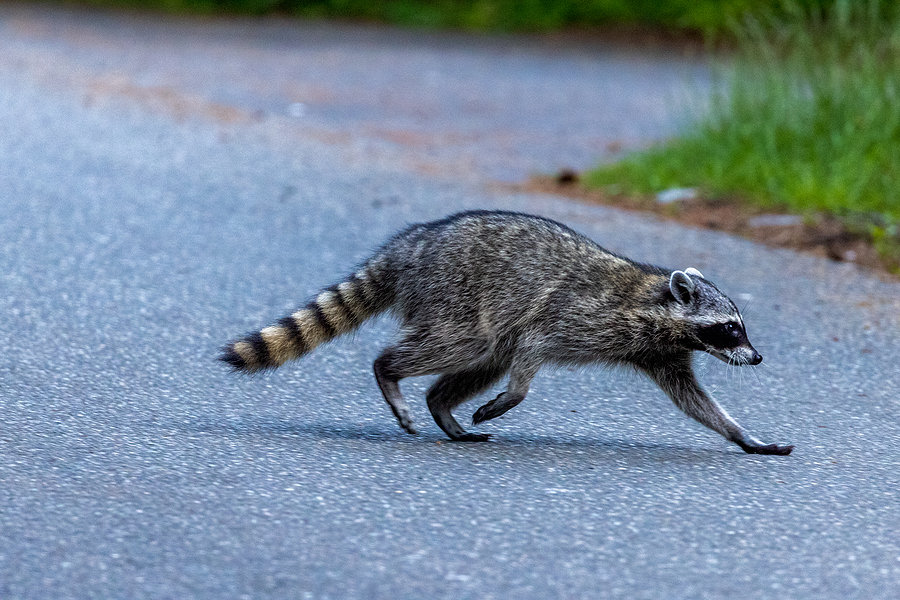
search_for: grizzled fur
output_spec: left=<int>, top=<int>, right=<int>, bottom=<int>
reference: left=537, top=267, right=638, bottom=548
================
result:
left=221, top=210, right=793, bottom=455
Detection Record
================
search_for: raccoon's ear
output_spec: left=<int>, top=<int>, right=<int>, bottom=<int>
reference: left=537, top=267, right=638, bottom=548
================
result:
left=684, top=267, right=704, bottom=279
left=669, top=270, right=695, bottom=304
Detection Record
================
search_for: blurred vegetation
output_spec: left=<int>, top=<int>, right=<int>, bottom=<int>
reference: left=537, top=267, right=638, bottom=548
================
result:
left=65, top=0, right=846, bottom=36
left=585, top=0, right=900, bottom=269
left=63, top=0, right=900, bottom=267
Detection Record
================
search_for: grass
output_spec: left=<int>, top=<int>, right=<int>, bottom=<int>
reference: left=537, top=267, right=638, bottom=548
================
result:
left=585, top=0, right=900, bottom=268
left=62, top=0, right=826, bottom=36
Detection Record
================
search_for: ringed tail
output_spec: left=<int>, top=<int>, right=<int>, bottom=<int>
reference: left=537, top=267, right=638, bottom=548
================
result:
left=220, top=259, right=394, bottom=373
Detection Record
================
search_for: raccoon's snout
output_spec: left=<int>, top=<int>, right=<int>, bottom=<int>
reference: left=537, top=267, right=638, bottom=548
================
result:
left=707, top=346, right=761, bottom=366
left=735, top=346, right=763, bottom=366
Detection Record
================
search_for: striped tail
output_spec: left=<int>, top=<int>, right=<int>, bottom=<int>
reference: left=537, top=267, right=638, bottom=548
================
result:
left=220, top=261, right=394, bottom=373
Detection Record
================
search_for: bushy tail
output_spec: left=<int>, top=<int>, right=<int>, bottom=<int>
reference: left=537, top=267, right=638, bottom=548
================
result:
left=220, top=259, right=395, bottom=373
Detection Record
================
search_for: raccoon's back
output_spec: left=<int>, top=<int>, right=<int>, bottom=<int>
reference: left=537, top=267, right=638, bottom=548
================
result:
left=387, top=211, right=622, bottom=325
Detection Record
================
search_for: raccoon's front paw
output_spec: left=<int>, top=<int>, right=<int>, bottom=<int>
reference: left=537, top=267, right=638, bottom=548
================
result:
left=472, top=391, right=524, bottom=425
left=452, top=432, right=492, bottom=442
left=739, top=441, right=794, bottom=455
left=472, top=404, right=494, bottom=425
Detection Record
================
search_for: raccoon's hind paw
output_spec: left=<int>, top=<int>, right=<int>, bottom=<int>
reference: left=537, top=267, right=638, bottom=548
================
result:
left=397, top=416, right=418, bottom=435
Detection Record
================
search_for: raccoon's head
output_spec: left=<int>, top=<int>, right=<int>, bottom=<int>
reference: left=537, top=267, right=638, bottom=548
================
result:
left=668, top=267, right=762, bottom=366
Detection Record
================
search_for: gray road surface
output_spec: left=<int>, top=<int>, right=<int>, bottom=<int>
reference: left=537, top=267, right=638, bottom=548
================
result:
left=1, top=4, right=898, bottom=599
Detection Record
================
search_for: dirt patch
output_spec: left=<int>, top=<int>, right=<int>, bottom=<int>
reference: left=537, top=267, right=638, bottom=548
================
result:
left=85, top=75, right=250, bottom=124
left=522, top=172, right=898, bottom=279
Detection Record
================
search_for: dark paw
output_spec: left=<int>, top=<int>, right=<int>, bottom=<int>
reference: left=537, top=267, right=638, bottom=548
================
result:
left=472, top=405, right=492, bottom=425
left=472, top=392, right=512, bottom=424
left=741, top=442, right=794, bottom=456
left=451, top=432, right=492, bottom=443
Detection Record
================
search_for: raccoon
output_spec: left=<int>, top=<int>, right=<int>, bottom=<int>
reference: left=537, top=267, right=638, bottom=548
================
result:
left=221, top=210, right=793, bottom=455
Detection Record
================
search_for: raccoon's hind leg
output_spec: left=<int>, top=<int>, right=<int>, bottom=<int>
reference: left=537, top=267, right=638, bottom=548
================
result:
left=373, top=353, right=417, bottom=434
left=374, top=334, right=508, bottom=441
left=426, top=364, right=507, bottom=442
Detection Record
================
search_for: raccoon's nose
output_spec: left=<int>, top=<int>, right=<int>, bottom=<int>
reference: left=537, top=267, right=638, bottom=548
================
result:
left=749, top=351, right=763, bottom=365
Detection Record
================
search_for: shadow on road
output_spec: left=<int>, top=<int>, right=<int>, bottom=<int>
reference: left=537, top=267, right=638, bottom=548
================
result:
left=189, top=417, right=733, bottom=461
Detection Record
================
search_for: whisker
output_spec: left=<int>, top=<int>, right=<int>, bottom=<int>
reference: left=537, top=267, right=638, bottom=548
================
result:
left=749, top=364, right=763, bottom=386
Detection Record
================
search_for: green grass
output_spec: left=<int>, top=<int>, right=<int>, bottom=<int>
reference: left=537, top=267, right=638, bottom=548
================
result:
left=585, top=0, right=900, bottom=261
left=62, top=0, right=834, bottom=36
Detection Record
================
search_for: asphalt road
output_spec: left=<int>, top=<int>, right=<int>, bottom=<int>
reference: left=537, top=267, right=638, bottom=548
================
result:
left=1, top=4, right=899, bottom=600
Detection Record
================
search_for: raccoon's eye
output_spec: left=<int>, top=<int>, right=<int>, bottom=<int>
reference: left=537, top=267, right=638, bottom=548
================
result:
left=722, top=322, right=742, bottom=337
left=697, top=322, right=742, bottom=348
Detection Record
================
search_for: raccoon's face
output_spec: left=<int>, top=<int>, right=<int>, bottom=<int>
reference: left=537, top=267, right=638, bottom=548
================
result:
left=668, top=268, right=762, bottom=366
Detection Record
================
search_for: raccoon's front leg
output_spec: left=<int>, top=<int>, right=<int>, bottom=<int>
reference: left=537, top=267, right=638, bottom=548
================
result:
left=472, top=360, right=540, bottom=425
left=471, top=392, right=524, bottom=425
left=644, top=359, right=793, bottom=456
